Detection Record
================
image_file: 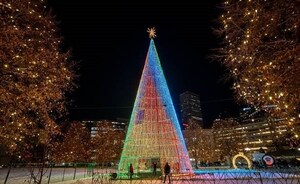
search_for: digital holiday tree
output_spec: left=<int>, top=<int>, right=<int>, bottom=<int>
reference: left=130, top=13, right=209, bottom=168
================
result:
left=118, top=28, right=193, bottom=177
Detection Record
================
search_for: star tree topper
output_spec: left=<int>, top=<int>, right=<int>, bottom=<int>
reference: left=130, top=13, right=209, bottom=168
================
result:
left=147, top=27, right=157, bottom=39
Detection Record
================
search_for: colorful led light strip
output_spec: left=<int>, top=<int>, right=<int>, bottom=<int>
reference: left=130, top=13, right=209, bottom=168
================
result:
left=118, top=39, right=193, bottom=178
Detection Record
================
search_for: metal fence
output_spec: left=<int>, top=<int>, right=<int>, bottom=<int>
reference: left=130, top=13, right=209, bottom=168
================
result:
left=91, top=169, right=300, bottom=184
left=1, top=164, right=300, bottom=184
left=0, top=163, right=117, bottom=184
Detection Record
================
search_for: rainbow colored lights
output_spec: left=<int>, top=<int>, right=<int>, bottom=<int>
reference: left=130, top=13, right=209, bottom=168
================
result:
left=117, top=38, right=193, bottom=177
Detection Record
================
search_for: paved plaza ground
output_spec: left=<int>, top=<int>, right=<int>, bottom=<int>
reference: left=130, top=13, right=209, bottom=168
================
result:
left=1, top=167, right=300, bottom=184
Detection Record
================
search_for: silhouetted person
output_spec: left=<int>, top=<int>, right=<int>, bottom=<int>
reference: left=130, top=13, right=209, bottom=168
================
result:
left=129, top=163, right=134, bottom=179
left=153, top=162, right=157, bottom=175
left=163, top=162, right=171, bottom=183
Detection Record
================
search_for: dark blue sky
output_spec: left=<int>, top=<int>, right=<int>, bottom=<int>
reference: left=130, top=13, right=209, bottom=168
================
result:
left=47, top=1, right=241, bottom=127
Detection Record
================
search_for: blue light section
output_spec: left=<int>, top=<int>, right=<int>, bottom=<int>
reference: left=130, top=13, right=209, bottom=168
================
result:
left=118, top=38, right=193, bottom=175
left=147, top=39, right=191, bottom=171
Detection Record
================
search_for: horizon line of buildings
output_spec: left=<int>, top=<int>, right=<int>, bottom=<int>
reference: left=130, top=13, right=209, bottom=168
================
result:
left=74, top=91, right=299, bottom=159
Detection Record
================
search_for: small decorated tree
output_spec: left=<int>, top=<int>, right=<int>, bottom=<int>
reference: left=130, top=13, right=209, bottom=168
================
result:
left=184, top=119, right=216, bottom=168
left=91, top=121, right=125, bottom=167
left=52, top=122, right=91, bottom=163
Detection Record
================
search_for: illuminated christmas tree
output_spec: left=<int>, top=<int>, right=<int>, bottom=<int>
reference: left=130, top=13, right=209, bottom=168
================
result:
left=118, top=28, right=193, bottom=177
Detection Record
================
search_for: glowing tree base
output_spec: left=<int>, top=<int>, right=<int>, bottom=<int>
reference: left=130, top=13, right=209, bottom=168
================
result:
left=118, top=31, right=193, bottom=178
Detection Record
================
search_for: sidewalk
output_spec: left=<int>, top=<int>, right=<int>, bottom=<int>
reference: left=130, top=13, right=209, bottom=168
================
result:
left=54, top=178, right=91, bottom=184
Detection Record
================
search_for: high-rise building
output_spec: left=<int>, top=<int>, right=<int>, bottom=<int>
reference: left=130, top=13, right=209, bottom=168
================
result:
left=213, top=106, right=297, bottom=156
left=79, top=119, right=128, bottom=162
left=82, top=119, right=128, bottom=137
left=179, top=91, right=203, bottom=129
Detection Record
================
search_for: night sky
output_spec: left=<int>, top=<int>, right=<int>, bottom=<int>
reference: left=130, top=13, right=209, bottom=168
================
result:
left=47, top=1, right=241, bottom=127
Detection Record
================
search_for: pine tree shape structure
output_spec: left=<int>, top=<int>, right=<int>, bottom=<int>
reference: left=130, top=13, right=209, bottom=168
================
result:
left=118, top=34, right=193, bottom=176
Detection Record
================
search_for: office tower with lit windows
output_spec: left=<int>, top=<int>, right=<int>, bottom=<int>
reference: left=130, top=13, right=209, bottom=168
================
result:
left=180, top=91, right=203, bottom=129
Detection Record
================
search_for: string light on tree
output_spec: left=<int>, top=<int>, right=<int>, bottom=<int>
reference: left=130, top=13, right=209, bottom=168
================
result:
left=52, top=122, right=91, bottom=163
left=0, top=0, right=75, bottom=160
left=214, top=0, right=299, bottom=126
left=91, top=121, right=125, bottom=165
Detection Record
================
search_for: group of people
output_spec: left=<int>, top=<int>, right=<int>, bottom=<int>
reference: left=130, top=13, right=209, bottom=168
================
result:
left=128, top=162, right=171, bottom=183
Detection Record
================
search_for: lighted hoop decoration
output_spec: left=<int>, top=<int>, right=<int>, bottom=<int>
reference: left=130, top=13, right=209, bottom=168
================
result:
left=262, top=154, right=274, bottom=167
left=232, top=152, right=252, bottom=169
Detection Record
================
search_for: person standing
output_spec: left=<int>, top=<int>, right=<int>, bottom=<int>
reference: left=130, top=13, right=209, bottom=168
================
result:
left=163, top=162, right=171, bottom=183
left=129, top=163, right=134, bottom=180
left=153, top=162, right=157, bottom=176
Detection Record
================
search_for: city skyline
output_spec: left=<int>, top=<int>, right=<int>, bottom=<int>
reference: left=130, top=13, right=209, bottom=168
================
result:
left=47, top=1, right=242, bottom=127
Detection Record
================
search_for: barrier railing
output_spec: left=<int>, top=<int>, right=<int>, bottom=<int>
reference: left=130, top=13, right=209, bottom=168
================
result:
left=0, top=162, right=117, bottom=184
left=1, top=163, right=300, bottom=184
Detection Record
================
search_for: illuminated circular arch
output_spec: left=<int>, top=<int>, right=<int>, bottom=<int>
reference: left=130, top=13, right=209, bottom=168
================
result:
left=232, top=152, right=252, bottom=169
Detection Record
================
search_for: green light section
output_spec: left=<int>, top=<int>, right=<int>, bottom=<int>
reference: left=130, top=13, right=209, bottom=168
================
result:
left=117, top=39, right=193, bottom=178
